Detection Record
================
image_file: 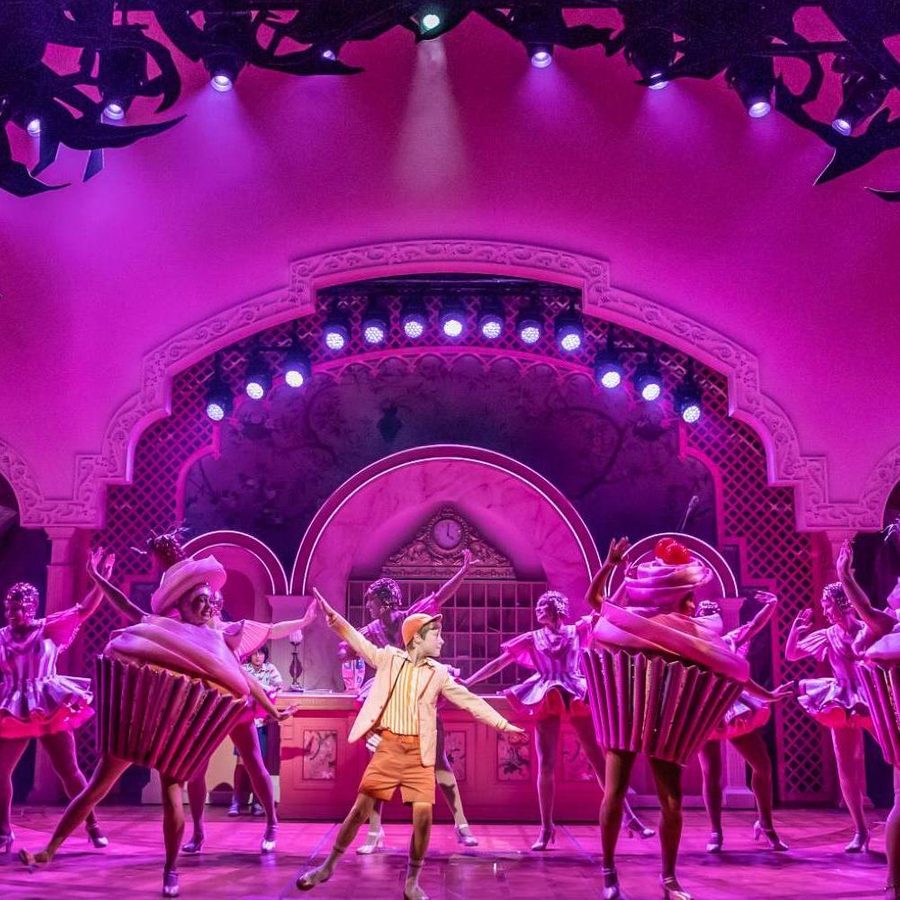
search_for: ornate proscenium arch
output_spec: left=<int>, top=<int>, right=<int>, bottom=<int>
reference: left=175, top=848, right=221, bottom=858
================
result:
left=1, top=239, right=896, bottom=532
left=289, top=444, right=602, bottom=603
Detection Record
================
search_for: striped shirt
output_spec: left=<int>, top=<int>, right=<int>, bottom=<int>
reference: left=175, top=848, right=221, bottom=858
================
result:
left=378, top=658, right=429, bottom=735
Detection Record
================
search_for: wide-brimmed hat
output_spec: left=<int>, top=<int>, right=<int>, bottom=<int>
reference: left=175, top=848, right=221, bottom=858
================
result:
left=149, top=555, right=227, bottom=616
left=401, top=613, right=442, bottom=648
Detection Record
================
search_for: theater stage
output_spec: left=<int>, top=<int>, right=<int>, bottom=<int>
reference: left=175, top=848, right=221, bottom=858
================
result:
left=3, top=807, right=889, bottom=899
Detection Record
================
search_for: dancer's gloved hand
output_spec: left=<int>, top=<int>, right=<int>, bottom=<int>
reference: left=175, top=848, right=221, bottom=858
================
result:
left=793, top=607, right=814, bottom=635
left=753, top=590, right=777, bottom=606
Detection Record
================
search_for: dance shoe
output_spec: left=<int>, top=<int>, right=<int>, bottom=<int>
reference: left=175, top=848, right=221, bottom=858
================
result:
left=86, top=822, right=109, bottom=849
left=403, top=885, right=429, bottom=900
left=624, top=814, right=655, bottom=840
left=752, top=820, right=788, bottom=851
left=260, top=823, right=278, bottom=853
left=602, top=866, right=626, bottom=899
left=660, top=876, right=692, bottom=899
left=227, top=802, right=241, bottom=817
left=296, top=864, right=332, bottom=891
left=181, top=832, right=205, bottom=854
left=705, top=831, right=724, bottom=853
left=356, top=828, right=385, bottom=854
left=18, top=848, right=50, bottom=868
left=530, top=825, right=556, bottom=851
left=403, top=860, right=428, bottom=900
left=844, top=831, right=870, bottom=853
left=0, top=831, right=13, bottom=854
left=251, top=802, right=264, bottom=817
left=454, top=824, right=479, bottom=847
left=162, top=869, right=179, bottom=898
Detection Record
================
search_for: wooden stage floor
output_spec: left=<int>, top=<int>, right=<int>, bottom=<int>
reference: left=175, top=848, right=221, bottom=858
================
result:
left=2, top=806, right=891, bottom=898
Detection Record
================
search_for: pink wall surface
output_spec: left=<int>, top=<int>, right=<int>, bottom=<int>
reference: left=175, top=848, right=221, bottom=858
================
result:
left=0, top=19, right=898, bottom=511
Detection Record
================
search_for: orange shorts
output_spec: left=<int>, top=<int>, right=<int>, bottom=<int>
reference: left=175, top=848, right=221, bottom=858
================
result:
left=358, top=731, right=435, bottom=805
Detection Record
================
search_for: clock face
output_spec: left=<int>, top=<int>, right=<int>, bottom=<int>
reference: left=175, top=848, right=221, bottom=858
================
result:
left=432, top=517, right=463, bottom=550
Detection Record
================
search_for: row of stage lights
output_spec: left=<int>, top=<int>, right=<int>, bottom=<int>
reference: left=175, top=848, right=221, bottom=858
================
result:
left=204, top=304, right=703, bottom=426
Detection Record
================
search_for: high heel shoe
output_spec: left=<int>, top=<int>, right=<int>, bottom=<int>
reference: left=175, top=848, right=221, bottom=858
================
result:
left=454, top=824, right=478, bottom=847
left=0, top=831, right=14, bottom=854
left=660, top=875, right=692, bottom=900
left=356, top=828, right=385, bottom=854
left=181, top=833, right=205, bottom=854
left=296, top=864, right=333, bottom=891
left=18, top=848, right=50, bottom=868
left=530, top=825, right=556, bottom=851
left=706, top=831, right=724, bottom=853
left=86, top=822, right=109, bottom=849
left=752, top=820, right=788, bottom=851
left=602, top=866, right=626, bottom=900
left=260, top=823, right=277, bottom=853
left=844, top=831, right=870, bottom=853
left=403, top=859, right=428, bottom=900
left=624, top=814, right=655, bottom=840
left=162, top=869, right=179, bottom=898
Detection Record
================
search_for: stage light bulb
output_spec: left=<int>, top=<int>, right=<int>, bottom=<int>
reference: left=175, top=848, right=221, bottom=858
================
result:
left=519, top=324, right=541, bottom=345
left=681, top=403, right=702, bottom=424
left=364, top=323, right=386, bottom=345
left=104, top=102, right=125, bottom=121
left=748, top=100, right=771, bottom=118
left=641, top=381, right=662, bottom=402
left=442, top=317, right=464, bottom=338
left=211, top=73, right=234, bottom=93
left=481, top=318, right=502, bottom=340
left=403, top=318, right=425, bottom=339
left=531, top=49, right=552, bottom=69
left=421, top=13, right=441, bottom=31
left=559, top=331, right=582, bottom=352
left=324, top=330, right=346, bottom=351
left=322, top=49, right=337, bottom=61
left=245, top=380, right=266, bottom=400
left=832, top=117, right=853, bottom=136
left=206, top=401, right=227, bottom=422
left=600, top=369, right=622, bottom=390
left=26, top=118, right=42, bottom=137
left=648, top=73, right=669, bottom=90
left=285, top=369, right=305, bottom=388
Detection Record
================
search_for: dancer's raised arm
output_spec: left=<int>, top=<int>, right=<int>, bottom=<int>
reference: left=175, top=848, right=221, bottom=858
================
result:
left=411, top=549, right=476, bottom=614
left=87, top=547, right=143, bottom=624
left=836, top=540, right=894, bottom=643
left=725, top=591, right=778, bottom=648
left=585, top=537, right=630, bottom=611
left=69, top=548, right=115, bottom=622
left=784, top=608, right=815, bottom=662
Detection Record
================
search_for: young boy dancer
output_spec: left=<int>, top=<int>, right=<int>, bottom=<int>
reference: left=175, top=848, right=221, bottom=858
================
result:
left=297, top=589, right=524, bottom=900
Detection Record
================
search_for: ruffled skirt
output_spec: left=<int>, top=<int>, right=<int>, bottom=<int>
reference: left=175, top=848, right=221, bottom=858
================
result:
left=0, top=675, right=94, bottom=739
left=796, top=677, right=871, bottom=730
left=505, top=679, right=591, bottom=720
left=859, top=663, right=900, bottom=765
left=708, top=693, right=770, bottom=741
left=96, top=655, right=248, bottom=782
left=581, top=646, right=743, bottom=765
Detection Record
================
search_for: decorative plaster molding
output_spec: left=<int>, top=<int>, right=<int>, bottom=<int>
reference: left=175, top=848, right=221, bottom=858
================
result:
left=0, top=239, right=893, bottom=532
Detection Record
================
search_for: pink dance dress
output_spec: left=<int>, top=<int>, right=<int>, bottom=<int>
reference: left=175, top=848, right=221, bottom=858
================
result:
left=795, top=622, right=870, bottom=730
left=501, top=618, right=593, bottom=719
left=0, top=609, right=94, bottom=739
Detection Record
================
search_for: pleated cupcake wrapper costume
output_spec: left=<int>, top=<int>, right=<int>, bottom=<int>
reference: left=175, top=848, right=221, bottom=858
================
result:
left=859, top=662, right=900, bottom=766
left=96, top=655, right=247, bottom=783
left=581, top=646, right=743, bottom=765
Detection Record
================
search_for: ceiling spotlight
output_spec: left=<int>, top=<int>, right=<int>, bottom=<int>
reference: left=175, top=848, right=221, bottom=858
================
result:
left=624, top=26, right=675, bottom=90
left=554, top=304, right=584, bottom=353
left=516, top=304, right=543, bottom=346
left=633, top=347, right=663, bottom=401
left=283, top=340, right=311, bottom=388
left=439, top=301, right=466, bottom=339
left=594, top=328, right=624, bottom=389
left=205, top=355, right=233, bottom=421
left=401, top=298, right=428, bottom=339
left=322, top=308, right=350, bottom=352
left=203, top=13, right=249, bottom=92
left=420, top=11, right=442, bottom=33
left=529, top=45, right=553, bottom=69
left=675, top=364, right=702, bottom=423
left=26, top=118, right=42, bottom=137
left=321, top=49, right=337, bottom=61
left=103, top=102, right=126, bottom=121
left=726, top=56, right=774, bottom=118
left=362, top=301, right=389, bottom=345
left=244, top=349, right=271, bottom=400
left=478, top=300, right=504, bottom=340
left=831, top=54, right=889, bottom=136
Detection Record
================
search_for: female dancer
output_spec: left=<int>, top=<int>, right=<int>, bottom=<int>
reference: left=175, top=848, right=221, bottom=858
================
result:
left=1, top=550, right=113, bottom=855
left=836, top=540, right=900, bottom=897
left=786, top=578, right=871, bottom=851
left=583, top=537, right=762, bottom=900
left=181, top=588, right=316, bottom=855
left=341, top=550, right=479, bottom=851
left=20, top=549, right=291, bottom=898
left=696, top=591, right=788, bottom=852
left=465, top=541, right=654, bottom=850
